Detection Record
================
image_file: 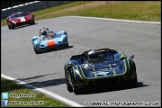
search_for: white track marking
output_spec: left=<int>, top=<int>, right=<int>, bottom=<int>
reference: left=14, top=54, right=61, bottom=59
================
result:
left=1, top=74, right=83, bottom=107
left=65, top=16, right=160, bottom=24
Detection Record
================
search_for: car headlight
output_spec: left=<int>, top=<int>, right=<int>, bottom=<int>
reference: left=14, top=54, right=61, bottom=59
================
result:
left=11, top=20, right=16, bottom=24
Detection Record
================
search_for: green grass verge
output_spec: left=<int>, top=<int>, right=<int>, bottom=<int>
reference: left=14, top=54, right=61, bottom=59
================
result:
left=1, top=1, right=160, bottom=26
left=1, top=78, right=69, bottom=107
left=69, top=1, right=161, bottom=21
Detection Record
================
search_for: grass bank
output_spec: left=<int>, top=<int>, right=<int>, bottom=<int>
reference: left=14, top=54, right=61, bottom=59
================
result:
left=1, top=1, right=160, bottom=26
left=1, top=78, right=69, bottom=107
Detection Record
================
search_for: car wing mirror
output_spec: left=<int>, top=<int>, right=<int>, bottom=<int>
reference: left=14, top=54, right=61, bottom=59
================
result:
left=130, top=55, right=134, bottom=59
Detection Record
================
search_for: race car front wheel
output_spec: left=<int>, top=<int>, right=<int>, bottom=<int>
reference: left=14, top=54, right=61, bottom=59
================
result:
left=30, top=20, right=35, bottom=25
left=33, top=47, right=40, bottom=54
left=65, top=43, right=69, bottom=48
left=65, top=71, right=73, bottom=92
left=131, top=74, right=138, bottom=87
left=7, top=22, right=15, bottom=29
left=8, top=24, right=11, bottom=29
left=127, top=74, right=138, bottom=88
left=11, top=26, right=15, bottom=29
left=71, top=79, right=83, bottom=95
left=7, top=21, right=11, bottom=29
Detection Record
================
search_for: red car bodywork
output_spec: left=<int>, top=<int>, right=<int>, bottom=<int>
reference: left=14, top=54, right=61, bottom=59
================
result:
left=7, top=11, right=35, bottom=29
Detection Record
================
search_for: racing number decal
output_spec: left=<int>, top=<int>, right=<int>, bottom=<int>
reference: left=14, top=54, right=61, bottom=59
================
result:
left=19, top=17, right=26, bottom=22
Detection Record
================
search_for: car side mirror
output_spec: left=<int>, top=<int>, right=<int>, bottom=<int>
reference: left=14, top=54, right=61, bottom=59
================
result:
left=130, top=55, right=134, bottom=59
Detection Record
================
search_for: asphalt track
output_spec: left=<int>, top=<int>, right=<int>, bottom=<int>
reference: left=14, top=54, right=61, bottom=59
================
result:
left=1, top=16, right=161, bottom=107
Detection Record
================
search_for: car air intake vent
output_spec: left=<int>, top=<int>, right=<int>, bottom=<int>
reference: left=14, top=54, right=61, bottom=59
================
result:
left=41, top=45, right=44, bottom=46
left=58, top=41, right=61, bottom=43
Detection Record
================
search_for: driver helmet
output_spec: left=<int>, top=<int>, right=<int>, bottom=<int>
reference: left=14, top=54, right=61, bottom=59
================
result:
left=41, top=29, right=47, bottom=35
left=88, top=50, right=98, bottom=61
left=41, top=27, right=49, bottom=31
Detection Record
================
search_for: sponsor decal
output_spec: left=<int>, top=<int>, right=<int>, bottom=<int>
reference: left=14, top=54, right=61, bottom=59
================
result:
left=96, top=71, right=109, bottom=76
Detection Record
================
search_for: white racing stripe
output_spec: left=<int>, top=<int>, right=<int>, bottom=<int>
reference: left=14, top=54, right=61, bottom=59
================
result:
left=1, top=74, right=83, bottom=107
left=65, top=16, right=160, bottom=24
left=18, top=17, right=26, bottom=22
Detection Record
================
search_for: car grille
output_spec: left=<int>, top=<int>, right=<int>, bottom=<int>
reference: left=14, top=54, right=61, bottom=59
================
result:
left=95, top=77, right=119, bottom=86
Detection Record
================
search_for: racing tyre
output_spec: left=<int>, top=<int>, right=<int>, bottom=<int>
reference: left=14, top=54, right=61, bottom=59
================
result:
left=131, top=74, right=138, bottom=87
left=128, top=74, right=138, bottom=88
left=73, top=85, right=83, bottom=95
left=7, top=22, right=14, bottom=29
left=33, top=47, right=40, bottom=54
left=131, top=63, right=137, bottom=87
left=8, top=25, right=11, bottom=29
left=65, top=43, right=69, bottom=48
left=11, top=25, right=15, bottom=29
left=31, top=20, right=35, bottom=25
left=8, top=24, right=11, bottom=29
left=65, top=73, right=73, bottom=92
left=67, top=81, right=73, bottom=92
left=72, top=79, right=82, bottom=94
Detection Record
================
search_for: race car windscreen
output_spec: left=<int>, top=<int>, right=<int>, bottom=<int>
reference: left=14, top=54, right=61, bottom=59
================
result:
left=10, top=12, right=30, bottom=18
left=97, top=50, right=113, bottom=61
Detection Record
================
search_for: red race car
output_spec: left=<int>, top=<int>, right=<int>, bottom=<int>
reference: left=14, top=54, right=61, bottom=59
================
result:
left=7, top=11, right=35, bottom=29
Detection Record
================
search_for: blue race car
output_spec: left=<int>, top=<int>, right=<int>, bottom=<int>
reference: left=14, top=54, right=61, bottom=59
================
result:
left=64, top=48, right=137, bottom=94
left=32, top=27, right=69, bottom=54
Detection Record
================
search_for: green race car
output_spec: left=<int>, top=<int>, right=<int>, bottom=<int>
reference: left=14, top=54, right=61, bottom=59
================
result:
left=64, top=48, right=137, bottom=94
